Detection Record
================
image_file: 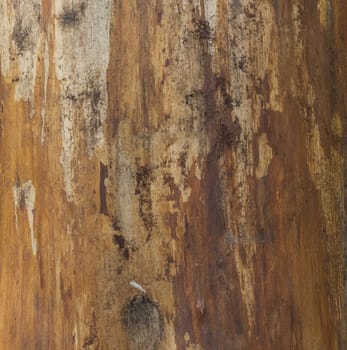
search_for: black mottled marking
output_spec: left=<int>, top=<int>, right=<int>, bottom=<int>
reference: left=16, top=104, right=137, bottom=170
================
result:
left=12, top=20, right=30, bottom=53
left=99, top=162, right=108, bottom=215
left=12, top=3, right=41, bottom=53
left=135, top=166, right=156, bottom=234
left=84, top=77, right=103, bottom=152
left=122, top=295, right=164, bottom=350
left=178, top=147, right=188, bottom=175
left=244, top=3, right=257, bottom=19
left=214, top=118, right=242, bottom=158
left=59, top=10, right=79, bottom=26
left=112, top=234, right=130, bottom=260
left=123, top=248, right=130, bottom=260
left=185, top=89, right=202, bottom=105
left=231, top=52, right=249, bottom=73
left=135, top=166, right=153, bottom=194
left=215, top=74, right=235, bottom=109
left=111, top=217, right=121, bottom=231
left=90, top=89, right=101, bottom=115
left=65, top=93, right=78, bottom=102
left=192, top=17, right=213, bottom=41
left=58, top=3, right=86, bottom=27
left=112, top=234, right=125, bottom=249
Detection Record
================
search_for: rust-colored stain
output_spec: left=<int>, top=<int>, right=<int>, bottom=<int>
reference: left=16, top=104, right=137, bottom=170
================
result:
left=0, top=0, right=345, bottom=349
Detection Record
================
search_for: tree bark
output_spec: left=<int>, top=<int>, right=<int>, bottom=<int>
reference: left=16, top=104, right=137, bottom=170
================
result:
left=0, top=1, right=345, bottom=349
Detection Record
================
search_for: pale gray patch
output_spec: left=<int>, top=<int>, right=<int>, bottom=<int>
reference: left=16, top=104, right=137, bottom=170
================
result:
left=0, top=1, right=41, bottom=104
left=54, top=0, right=111, bottom=200
left=54, top=0, right=111, bottom=154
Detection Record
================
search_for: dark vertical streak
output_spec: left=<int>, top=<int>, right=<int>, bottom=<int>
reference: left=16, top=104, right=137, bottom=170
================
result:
left=99, top=162, right=108, bottom=215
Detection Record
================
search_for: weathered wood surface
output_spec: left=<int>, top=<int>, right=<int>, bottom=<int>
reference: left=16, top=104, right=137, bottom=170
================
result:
left=0, top=1, right=345, bottom=349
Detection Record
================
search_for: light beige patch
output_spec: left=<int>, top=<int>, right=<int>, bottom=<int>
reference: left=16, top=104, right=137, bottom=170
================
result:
left=234, top=244, right=256, bottom=330
left=54, top=0, right=111, bottom=201
left=331, top=113, right=342, bottom=138
left=184, top=332, right=203, bottom=350
left=0, top=1, right=41, bottom=106
left=13, top=181, right=37, bottom=256
left=318, top=0, right=329, bottom=30
left=41, top=37, right=49, bottom=144
left=255, top=133, right=273, bottom=179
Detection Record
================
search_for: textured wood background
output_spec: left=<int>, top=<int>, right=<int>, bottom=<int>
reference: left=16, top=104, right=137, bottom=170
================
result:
left=0, top=0, right=346, bottom=349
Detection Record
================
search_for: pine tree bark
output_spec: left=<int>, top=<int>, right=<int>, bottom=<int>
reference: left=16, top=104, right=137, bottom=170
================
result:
left=0, top=1, right=345, bottom=349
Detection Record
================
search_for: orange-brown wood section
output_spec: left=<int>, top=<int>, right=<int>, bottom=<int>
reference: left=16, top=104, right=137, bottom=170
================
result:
left=0, top=1, right=345, bottom=349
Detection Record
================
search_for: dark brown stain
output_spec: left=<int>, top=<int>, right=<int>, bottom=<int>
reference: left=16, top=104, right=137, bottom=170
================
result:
left=85, top=79, right=103, bottom=152
left=155, top=0, right=163, bottom=25
left=178, top=144, right=189, bottom=178
left=112, top=234, right=129, bottom=260
left=137, top=1, right=157, bottom=129
left=184, top=89, right=204, bottom=113
left=99, top=162, right=108, bottom=215
left=19, top=189, right=26, bottom=211
left=135, top=165, right=156, bottom=234
left=90, top=88, right=101, bottom=117
left=172, top=6, right=250, bottom=348
left=112, top=234, right=125, bottom=250
left=59, top=273, right=72, bottom=317
left=192, top=16, right=213, bottom=42
left=83, top=313, right=99, bottom=349
left=111, top=216, right=121, bottom=231
left=0, top=0, right=343, bottom=348
left=214, top=119, right=242, bottom=158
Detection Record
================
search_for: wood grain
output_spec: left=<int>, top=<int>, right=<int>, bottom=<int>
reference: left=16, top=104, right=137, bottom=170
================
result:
left=0, top=0, right=345, bottom=349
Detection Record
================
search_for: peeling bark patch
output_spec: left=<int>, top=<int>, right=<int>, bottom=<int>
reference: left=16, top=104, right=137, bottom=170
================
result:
left=122, top=295, right=164, bottom=350
left=13, top=181, right=37, bottom=256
